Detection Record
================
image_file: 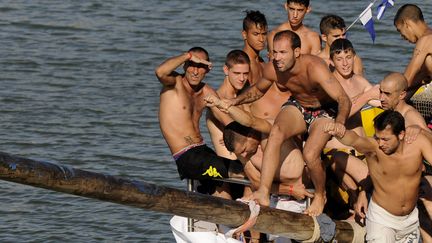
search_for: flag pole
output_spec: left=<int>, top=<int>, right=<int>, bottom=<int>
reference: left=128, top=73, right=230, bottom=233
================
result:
left=346, top=0, right=379, bottom=31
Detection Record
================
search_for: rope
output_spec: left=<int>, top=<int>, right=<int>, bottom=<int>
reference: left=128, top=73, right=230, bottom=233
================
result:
left=225, top=200, right=260, bottom=240
left=302, top=216, right=321, bottom=242
left=342, top=220, right=366, bottom=243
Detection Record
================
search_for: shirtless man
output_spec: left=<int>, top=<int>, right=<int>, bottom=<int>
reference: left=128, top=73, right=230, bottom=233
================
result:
left=242, top=10, right=268, bottom=85
left=206, top=96, right=311, bottom=200
left=229, top=30, right=351, bottom=216
left=325, top=110, right=432, bottom=242
left=380, top=72, right=429, bottom=131
left=155, top=47, right=243, bottom=196
left=394, top=4, right=432, bottom=99
left=325, top=39, right=377, bottom=195
left=207, top=50, right=250, bottom=160
left=317, top=14, right=364, bottom=76
left=267, top=0, right=321, bottom=59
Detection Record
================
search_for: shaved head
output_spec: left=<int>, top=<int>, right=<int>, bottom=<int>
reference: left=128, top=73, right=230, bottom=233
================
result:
left=394, top=4, right=424, bottom=25
left=381, top=72, right=408, bottom=92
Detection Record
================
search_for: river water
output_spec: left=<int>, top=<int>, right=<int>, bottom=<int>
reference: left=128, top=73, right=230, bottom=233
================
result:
left=0, top=0, right=429, bottom=242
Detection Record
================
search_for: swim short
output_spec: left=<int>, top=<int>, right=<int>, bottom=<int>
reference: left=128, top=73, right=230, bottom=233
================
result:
left=282, top=97, right=338, bottom=129
left=174, top=144, right=230, bottom=180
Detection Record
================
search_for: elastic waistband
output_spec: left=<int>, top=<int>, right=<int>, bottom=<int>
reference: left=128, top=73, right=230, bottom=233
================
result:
left=173, top=141, right=205, bottom=161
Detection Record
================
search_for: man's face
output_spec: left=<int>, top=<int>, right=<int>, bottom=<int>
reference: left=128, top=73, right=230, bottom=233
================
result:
left=224, top=63, right=249, bottom=91
left=243, top=24, right=268, bottom=52
left=395, top=21, right=417, bottom=44
left=374, top=126, right=403, bottom=155
left=285, top=2, right=308, bottom=27
left=379, top=80, right=402, bottom=110
left=233, top=134, right=259, bottom=159
left=184, top=51, right=209, bottom=86
left=324, top=28, right=346, bottom=46
left=332, top=50, right=354, bottom=78
left=273, top=38, right=298, bottom=72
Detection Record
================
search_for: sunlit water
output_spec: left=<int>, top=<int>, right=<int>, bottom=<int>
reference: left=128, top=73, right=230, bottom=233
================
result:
left=0, top=0, right=429, bottom=242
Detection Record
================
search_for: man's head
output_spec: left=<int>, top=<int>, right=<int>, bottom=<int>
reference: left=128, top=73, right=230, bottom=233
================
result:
left=223, top=50, right=250, bottom=91
left=320, top=15, right=346, bottom=47
left=379, top=72, right=408, bottom=110
left=223, top=121, right=260, bottom=159
left=184, top=47, right=210, bottom=86
left=273, top=30, right=301, bottom=72
left=330, top=39, right=355, bottom=78
left=242, top=10, right=268, bottom=52
left=394, top=4, right=424, bottom=44
left=373, top=110, right=405, bottom=155
left=285, top=0, right=311, bottom=28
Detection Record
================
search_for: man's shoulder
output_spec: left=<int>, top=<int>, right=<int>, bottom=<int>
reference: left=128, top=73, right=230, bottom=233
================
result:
left=416, top=34, right=432, bottom=50
left=271, top=23, right=291, bottom=34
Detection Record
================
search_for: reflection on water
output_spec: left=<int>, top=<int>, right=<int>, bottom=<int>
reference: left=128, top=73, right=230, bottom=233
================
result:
left=0, top=0, right=429, bottom=241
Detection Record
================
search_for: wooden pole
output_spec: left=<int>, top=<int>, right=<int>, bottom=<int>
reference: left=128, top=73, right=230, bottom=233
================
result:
left=0, top=152, right=356, bottom=242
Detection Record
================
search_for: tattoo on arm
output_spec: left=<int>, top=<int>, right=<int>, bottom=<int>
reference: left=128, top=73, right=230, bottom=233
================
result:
left=414, top=48, right=421, bottom=58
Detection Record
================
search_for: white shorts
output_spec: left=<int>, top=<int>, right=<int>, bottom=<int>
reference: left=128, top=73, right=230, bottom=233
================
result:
left=366, top=199, right=419, bottom=243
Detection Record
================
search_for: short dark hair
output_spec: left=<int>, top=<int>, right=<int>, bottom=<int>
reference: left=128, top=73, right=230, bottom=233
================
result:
left=373, top=110, right=405, bottom=135
left=274, top=30, right=301, bottom=50
left=394, top=4, right=424, bottom=25
left=243, top=10, right=267, bottom=31
left=320, top=15, right=346, bottom=35
left=330, top=38, right=355, bottom=59
left=223, top=122, right=251, bottom=152
left=188, top=47, right=210, bottom=61
left=225, top=50, right=250, bottom=69
left=287, top=0, right=310, bottom=8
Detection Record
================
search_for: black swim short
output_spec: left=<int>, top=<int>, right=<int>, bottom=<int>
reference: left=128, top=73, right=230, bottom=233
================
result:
left=174, top=144, right=230, bottom=181
left=282, top=97, right=338, bottom=129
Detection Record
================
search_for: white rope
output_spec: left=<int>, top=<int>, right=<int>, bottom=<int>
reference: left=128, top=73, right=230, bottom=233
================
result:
left=302, top=216, right=321, bottom=242
left=342, top=220, right=366, bottom=243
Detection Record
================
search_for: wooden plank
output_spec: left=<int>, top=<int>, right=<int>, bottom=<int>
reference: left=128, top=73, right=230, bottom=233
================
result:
left=0, top=152, right=356, bottom=242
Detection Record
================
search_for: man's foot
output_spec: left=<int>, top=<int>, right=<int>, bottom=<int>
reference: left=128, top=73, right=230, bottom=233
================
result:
left=242, top=189, right=270, bottom=207
left=304, top=193, right=326, bottom=216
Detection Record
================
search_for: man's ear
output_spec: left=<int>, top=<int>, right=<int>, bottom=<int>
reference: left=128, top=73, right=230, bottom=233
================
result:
left=321, top=34, right=328, bottom=43
left=398, top=130, right=405, bottom=141
left=306, top=5, right=312, bottom=14
left=223, top=65, right=229, bottom=76
left=399, top=90, right=407, bottom=100
left=294, top=47, right=301, bottom=58
left=241, top=30, right=247, bottom=41
left=284, top=2, right=288, bottom=11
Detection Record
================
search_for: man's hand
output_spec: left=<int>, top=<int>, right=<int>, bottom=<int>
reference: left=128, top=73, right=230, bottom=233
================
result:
left=280, top=183, right=315, bottom=200
left=324, top=121, right=346, bottom=138
left=405, top=125, right=422, bottom=144
left=354, top=191, right=368, bottom=219
left=204, top=95, right=231, bottom=113
left=189, top=53, right=212, bottom=70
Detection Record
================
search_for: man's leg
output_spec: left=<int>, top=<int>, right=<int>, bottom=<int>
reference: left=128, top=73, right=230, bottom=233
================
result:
left=253, top=106, right=306, bottom=206
left=303, top=117, right=333, bottom=216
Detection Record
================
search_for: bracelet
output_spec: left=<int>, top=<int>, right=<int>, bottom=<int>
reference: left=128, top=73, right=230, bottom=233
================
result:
left=289, top=185, right=293, bottom=195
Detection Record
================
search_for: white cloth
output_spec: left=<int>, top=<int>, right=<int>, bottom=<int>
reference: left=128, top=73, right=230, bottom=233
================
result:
left=366, top=199, right=419, bottom=243
left=268, top=195, right=308, bottom=243
left=170, top=216, right=242, bottom=243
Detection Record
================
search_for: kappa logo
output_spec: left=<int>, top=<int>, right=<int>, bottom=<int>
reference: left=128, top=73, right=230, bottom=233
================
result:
left=202, top=166, right=223, bottom=178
